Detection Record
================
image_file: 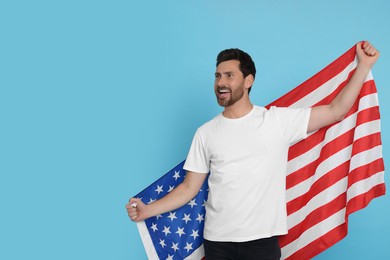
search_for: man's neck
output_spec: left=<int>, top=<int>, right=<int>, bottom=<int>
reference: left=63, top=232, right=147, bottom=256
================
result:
left=222, top=99, right=253, bottom=119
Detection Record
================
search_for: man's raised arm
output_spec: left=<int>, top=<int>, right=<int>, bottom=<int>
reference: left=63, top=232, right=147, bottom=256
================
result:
left=307, top=41, right=380, bottom=133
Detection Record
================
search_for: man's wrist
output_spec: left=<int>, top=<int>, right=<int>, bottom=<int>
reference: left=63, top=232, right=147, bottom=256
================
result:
left=356, top=62, right=373, bottom=71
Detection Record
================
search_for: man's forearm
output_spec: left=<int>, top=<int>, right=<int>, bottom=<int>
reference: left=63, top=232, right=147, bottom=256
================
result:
left=144, top=182, right=198, bottom=218
left=307, top=41, right=379, bottom=133
left=142, top=171, right=207, bottom=219
left=329, top=62, right=371, bottom=120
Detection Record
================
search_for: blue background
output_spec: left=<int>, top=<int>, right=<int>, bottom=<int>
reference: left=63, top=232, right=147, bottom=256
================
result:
left=1, top=1, right=389, bottom=259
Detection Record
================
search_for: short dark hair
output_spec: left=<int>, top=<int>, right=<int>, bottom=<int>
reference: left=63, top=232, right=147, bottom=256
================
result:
left=216, top=48, right=256, bottom=93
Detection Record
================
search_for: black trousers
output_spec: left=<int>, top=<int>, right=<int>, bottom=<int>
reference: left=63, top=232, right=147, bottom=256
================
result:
left=204, top=236, right=281, bottom=260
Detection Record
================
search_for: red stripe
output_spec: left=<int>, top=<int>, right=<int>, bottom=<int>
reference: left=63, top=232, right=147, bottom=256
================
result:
left=287, top=161, right=349, bottom=214
left=348, top=158, right=385, bottom=188
left=286, top=128, right=354, bottom=190
left=356, top=106, right=380, bottom=128
left=280, top=192, right=347, bottom=247
left=288, top=126, right=329, bottom=161
left=360, top=80, right=377, bottom=97
left=283, top=223, right=348, bottom=260
left=266, top=46, right=356, bottom=108
left=346, top=183, right=386, bottom=215
left=351, top=132, right=382, bottom=157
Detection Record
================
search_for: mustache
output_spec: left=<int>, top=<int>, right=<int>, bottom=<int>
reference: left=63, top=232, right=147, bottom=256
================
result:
left=216, top=86, right=231, bottom=92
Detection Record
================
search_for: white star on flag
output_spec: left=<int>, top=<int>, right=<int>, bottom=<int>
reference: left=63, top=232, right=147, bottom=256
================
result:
left=182, top=213, right=192, bottom=224
left=150, top=223, right=158, bottom=232
left=184, top=242, right=193, bottom=253
left=162, top=226, right=171, bottom=236
left=167, top=212, right=177, bottom=221
left=188, top=199, right=197, bottom=208
left=155, top=185, right=164, bottom=194
left=173, top=171, right=181, bottom=180
left=176, top=227, right=185, bottom=237
left=190, top=230, right=199, bottom=240
left=171, top=242, right=179, bottom=252
left=159, top=239, right=166, bottom=248
left=195, top=214, right=204, bottom=223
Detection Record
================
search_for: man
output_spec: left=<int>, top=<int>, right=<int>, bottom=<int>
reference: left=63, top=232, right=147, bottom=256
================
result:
left=126, top=41, right=379, bottom=259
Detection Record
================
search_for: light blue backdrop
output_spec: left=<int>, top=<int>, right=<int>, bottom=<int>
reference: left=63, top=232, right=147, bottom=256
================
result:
left=1, top=1, right=389, bottom=259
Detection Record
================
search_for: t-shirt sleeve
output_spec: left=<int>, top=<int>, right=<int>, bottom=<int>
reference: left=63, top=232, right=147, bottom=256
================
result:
left=183, top=128, right=210, bottom=174
left=271, top=106, right=311, bottom=144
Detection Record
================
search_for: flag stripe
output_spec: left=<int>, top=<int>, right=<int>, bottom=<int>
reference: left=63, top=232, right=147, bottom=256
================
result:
left=136, top=221, right=160, bottom=259
left=282, top=208, right=347, bottom=259
left=286, top=128, right=354, bottom=191
left=346, top=182, right=386, bottom=215
left=283, top=222, right=348, bottom=260
left=348, top=158, right=384, bottom=188
left=351, top=132, right=382, bottom=157
left=286, top=161, right=349, bottom=215
left=285, top=175, right=349, bottom=237
left=280, top=190, right=347, bottom=247
left=267, top=46, right=356, bottom=108
left=347, top=171, right=385, bottom=202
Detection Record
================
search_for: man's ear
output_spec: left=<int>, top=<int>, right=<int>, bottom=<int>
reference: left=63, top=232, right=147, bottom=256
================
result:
left=245, top=74, right=254, bottom=90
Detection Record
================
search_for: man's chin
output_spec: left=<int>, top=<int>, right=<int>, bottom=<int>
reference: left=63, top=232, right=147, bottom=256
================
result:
left=217, top=99, right=231, bottom=107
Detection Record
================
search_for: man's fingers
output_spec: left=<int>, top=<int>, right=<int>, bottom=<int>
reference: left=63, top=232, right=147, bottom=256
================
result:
left=127, top=206, right=139, bottom=219
left=361, top=41, right=378, bottom=56
left=129, top=210, right=138, bottom=218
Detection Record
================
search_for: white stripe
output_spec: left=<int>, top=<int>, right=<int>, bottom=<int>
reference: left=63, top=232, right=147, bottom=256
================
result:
left=350, top=145, right=383, bottom=172
left=358, top=92, right=379, bottom=111
left=286, top=145, right=352, bottom=203
left=136, top=221, right=159, bottom=260
left=289, top=59, right=357, bottom=108
left=287, top=142, right=322, bottom=175
left=366, top=71, right=374, bottom=81
left=289, top=66, right=372, bottom=109
left=347, top=171, right=385, bottom=201
left=287, top=113, right=357, bottom=175
left=282, top=208, right=346, bottom=259
left=287, top=176, right=347, bottom=229
left=185, top=245, right=205, bottom=259
left=353, top=120, right=381, bottom=141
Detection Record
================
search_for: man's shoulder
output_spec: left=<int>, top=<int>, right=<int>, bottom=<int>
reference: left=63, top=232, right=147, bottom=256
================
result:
left=198, top=113, right=221, bottom=130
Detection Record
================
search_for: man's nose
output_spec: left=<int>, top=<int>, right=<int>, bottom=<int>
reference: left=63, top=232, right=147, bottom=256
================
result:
left=216, top=77, right=225, bottom=87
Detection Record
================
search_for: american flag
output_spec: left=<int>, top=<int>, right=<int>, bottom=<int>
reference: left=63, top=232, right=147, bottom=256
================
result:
left=133, top=45, right=385, bottom=259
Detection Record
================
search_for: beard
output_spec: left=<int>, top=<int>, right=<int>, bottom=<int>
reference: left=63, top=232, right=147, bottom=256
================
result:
left=215, top=86, right=245, bottom=107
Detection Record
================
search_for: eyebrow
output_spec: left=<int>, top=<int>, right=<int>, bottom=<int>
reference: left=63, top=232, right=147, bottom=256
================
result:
left=215, top=71, right=234, bottom=76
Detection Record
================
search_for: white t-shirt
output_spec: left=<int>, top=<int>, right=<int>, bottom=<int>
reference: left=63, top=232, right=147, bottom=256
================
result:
left=183, top=105, right=311, bottom=242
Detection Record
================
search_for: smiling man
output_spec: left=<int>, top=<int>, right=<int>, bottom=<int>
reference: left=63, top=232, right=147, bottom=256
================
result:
left=127, top=41, right=379, bottom=260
